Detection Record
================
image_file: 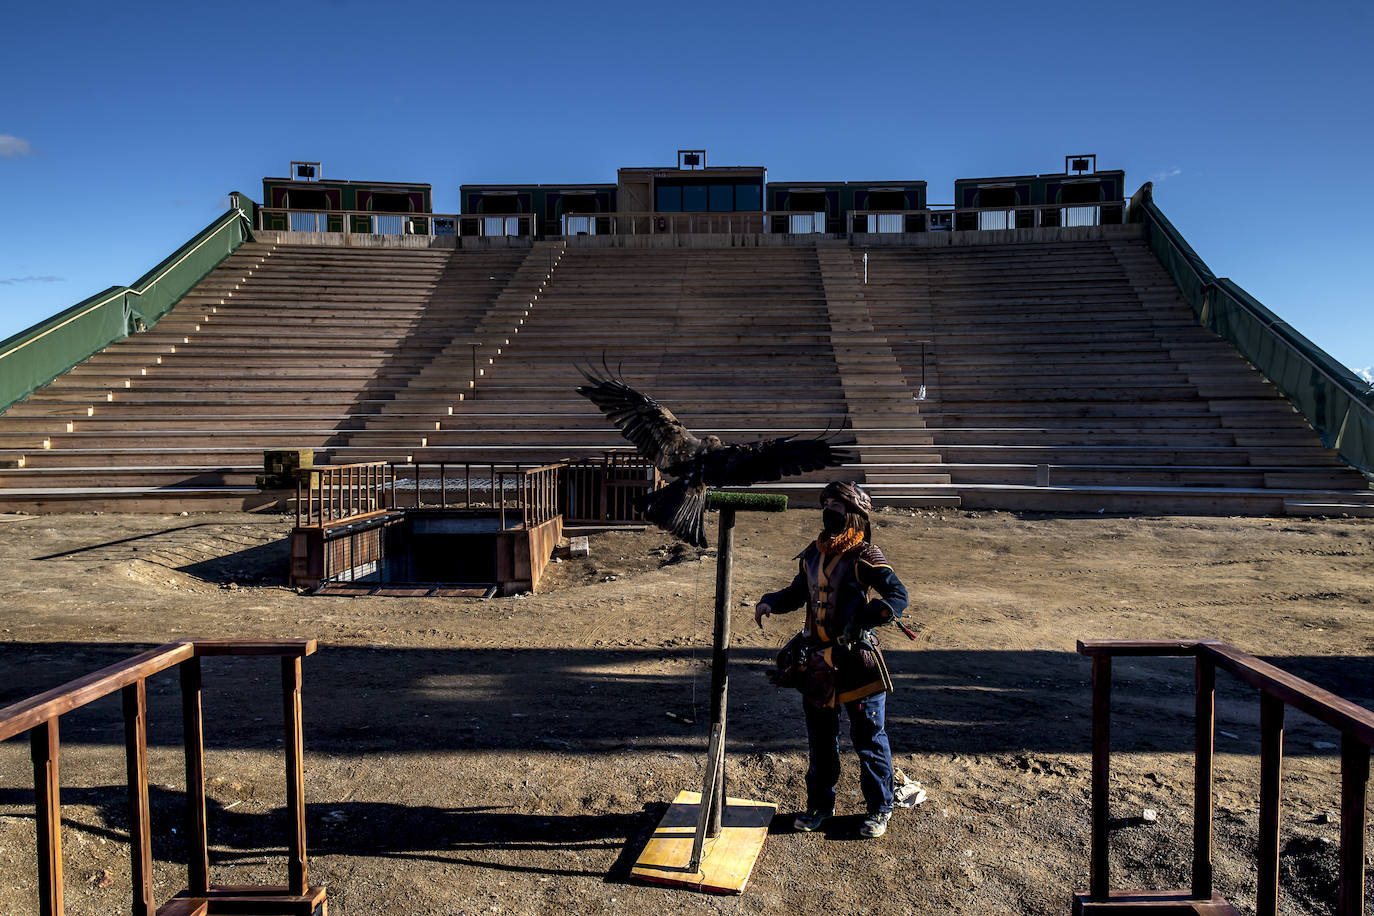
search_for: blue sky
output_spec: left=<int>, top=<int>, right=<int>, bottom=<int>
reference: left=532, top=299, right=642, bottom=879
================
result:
left=2, top=0, right=1371, bottom=376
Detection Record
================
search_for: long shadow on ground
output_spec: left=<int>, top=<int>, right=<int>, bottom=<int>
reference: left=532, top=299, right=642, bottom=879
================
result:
left=0, top=643, right=1368, bottom=759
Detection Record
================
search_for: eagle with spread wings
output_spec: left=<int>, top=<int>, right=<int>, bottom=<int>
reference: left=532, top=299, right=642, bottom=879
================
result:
left=575, top=366, right=854, bottom=547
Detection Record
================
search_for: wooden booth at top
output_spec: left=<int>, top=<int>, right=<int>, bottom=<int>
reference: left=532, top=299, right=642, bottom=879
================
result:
left=768, top=180, right=927, bottom=234
left=458, top=182, right=616, bottom=238
left=954, top=156, right=1124, bottom=231
left=261, top=163, right=436, bottom=235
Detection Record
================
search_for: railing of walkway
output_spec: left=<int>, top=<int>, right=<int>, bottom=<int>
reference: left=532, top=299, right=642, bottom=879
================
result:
left=296, top=461, right=563, bottom=529
left=0, top=639, right=321, bottom=916
left=1076, top=638, right=1371, bottom=915
left=850, top=200, right=1123, bottom=232
left=561, top=452, right=660, bottom=524
left=256, top=201, right=1132, bottom=240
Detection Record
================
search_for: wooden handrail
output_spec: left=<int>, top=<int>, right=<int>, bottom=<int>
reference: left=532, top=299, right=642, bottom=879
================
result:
left=1074, top=638, right=1371, bottom=915
left=0, top=642, right=194, bottom=743
left=1, top=639, right=323, bottom=916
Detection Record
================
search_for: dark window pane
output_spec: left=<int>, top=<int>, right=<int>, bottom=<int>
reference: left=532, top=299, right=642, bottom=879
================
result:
left=869, top=191, right=907, bottom=210
left=735, top=183, right=762, bottom=211
left=709, top=184, right=733, bottom=211
left=288, top=189, right=327, bottom=209
left=682, top=184, right=708, bottom=211
left=370, top=192, right=412, bottom=212
left=978, top=188, right=1016, bottom=208
left=656, top=185, right=681, bottom=212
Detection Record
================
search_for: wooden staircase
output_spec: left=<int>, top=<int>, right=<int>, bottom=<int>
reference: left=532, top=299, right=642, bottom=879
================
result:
left=815, top=244, right=956, bottom=506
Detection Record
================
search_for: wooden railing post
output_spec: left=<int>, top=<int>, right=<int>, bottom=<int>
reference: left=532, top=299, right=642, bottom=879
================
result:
left=1339, top=736, right=1369, bottom=915
left=180, top=657, right=209, bottom=895
left=30, top=718, right=62, bottom=916
left=282, top=656, right=308, bottom=896
left=123, top=680, right=155, bottom=916
left=1193, top=655, right=1216, bottom=900
left=1090, top=654, right=1111, bottom=900
left=1257, top=693, right=1284, bottom=916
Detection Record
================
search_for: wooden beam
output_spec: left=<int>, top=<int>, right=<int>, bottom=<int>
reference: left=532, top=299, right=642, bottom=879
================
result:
left=192, top=638, right=317, bottom=658
left=123, top=680, right=155, bottom=916
left=1090, top=655, right=1111, bottom=901
left=707, top=506, right=736, bottom=837
left=1256, top=694, right=1283, bottom=916
left=180, top=658, right=209, bottom=895
left=1192, top=656, right=1215, bottom=901
left=282, top=656, right=308, bottom=896
left=30, top=719, right=62, bottom=916
left=1338, top=737, right=1369, bottom=916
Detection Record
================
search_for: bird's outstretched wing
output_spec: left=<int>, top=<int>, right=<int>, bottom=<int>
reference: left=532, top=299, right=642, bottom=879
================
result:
left=638, top=478, right=709, bottom=548
left=704, top=435, right=855, bottom=487
left=575, top=366, right=701, bottom=469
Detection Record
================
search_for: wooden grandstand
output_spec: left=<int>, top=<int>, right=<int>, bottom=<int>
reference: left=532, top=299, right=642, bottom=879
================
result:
left=0, top=224, right=1370, bottom=516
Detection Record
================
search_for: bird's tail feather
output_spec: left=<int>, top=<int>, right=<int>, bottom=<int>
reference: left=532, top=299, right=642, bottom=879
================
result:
left=637, top=479, right=708, bottom=548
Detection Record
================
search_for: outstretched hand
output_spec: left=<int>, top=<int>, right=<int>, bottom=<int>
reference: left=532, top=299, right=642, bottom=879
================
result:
left=754, top=601, right=772, bottom=629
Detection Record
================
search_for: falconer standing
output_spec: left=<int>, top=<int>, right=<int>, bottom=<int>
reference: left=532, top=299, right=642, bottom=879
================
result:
left=754, top=481, right=908, bottom=839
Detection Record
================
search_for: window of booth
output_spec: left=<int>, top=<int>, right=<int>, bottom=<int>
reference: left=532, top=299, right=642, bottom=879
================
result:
left=656, top=181, right=763, bottom=213
left=369, top=192, right=414, bottom=212
left=287, top=188, right=328, bottom=210
left=682, top=185, right=708, bottom=212
left=867, top=190, right=908, bottom=210
left=656, top=185, right=682, bottom=212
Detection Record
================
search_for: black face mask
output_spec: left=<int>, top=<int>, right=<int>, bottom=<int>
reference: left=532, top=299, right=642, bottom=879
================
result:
left=822, top=508, right=847, bottom=534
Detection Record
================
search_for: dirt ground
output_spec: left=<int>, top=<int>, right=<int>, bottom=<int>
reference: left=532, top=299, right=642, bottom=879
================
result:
left=0, top=507, right=1370, bottom=915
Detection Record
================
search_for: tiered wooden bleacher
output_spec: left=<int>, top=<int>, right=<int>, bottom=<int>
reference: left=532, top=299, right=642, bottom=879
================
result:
left=0, top=244, right=527, bottom=510
left=858, top=237, right=1373, bottom=513
left=0, top=228, right=1369, bottom=515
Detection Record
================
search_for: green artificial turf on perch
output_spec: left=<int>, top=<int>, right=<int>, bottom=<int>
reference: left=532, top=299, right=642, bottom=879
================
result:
left=705, top=491, right=787, bottom=512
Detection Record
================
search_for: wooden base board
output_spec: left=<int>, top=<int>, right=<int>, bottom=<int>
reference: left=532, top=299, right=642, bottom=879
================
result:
left=160, top=884, right=327, bottom=915
left=1072, top=889, right=1240, bottom=914
left=630, top=790, right=775, bottom=894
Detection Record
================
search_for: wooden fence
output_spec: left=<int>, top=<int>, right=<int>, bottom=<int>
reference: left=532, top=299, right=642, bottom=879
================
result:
left=0, top=639, right=323, bottom=916
left=1075, top=638, right=1371, bottom=915
left=296, top=461, right=564, bottom=531
left=561, top=453, right=660, bottom=524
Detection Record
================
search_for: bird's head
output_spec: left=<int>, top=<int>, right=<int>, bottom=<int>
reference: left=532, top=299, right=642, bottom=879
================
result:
left=701, top=434, right=724, bottom=449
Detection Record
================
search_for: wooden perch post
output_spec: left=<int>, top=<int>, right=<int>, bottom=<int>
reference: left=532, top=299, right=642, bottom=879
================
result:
left=633, top=490, right=786, bottom=894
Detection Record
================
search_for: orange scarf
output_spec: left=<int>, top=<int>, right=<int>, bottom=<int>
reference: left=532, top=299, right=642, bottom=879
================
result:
left=817, top=527, right=864, bottom=556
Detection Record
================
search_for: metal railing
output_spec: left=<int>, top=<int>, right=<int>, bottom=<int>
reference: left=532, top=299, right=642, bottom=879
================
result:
left=850, top=200, right=1123, bottom=233
left=295, top=462, right=392, bottom=527
left=0, top=205, right=252, bottom=413
left=254, top=201, right=1128, bottom=241
left=258, top=206, right=459, bottom=238
left=1132, top=190, right=1374, bottom=477
left=1076, top=638, right=1371, bottom=915
left=0, top=639, right=322, bottom=916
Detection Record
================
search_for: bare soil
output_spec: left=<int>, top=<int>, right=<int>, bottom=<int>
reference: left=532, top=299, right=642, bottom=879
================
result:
left=0, top=508, right=1370, bottom=915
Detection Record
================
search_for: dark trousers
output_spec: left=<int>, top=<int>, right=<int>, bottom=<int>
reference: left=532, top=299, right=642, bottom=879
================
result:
left=803, top=691, right=894, bottom=814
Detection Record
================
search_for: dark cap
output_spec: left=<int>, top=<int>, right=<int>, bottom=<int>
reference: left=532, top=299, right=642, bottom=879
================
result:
left=819, top=480, right=871, bottom=518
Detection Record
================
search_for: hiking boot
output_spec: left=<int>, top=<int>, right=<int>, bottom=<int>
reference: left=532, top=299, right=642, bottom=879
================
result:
left=859, top=811, right=891, bottom=838
left=793, top=809, right=831, bottom=832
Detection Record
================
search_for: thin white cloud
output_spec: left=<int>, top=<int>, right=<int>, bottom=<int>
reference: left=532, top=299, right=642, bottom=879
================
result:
left=1148, top=167, right=1182, bottom=183
left=0, top=134, right=34, bottom=159
left=0, top=275, right=63, bottom=285
left=1356, top=366, right=1373, bottom=386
